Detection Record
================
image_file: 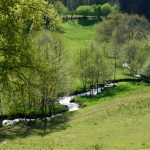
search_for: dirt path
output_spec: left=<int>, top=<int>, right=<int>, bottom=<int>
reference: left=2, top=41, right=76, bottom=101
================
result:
left=69, top=94, right=150, bottom=120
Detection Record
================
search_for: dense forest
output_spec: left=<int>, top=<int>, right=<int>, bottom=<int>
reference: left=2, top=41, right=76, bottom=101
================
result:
left=50, top=0, right=150, bottom=20
left=120, top=0, right=150, bottom=20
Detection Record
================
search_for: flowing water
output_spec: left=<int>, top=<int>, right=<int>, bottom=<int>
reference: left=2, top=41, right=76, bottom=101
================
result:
left=59, top=82, right=117, bottom=112
left=2, top=82, right=117, bottom=126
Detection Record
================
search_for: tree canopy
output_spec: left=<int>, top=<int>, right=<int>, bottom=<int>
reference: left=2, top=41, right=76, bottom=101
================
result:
left=0, top=0, right=64, bottom=127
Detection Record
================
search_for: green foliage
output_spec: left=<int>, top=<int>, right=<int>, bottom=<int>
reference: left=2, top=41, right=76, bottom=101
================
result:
left=142, top=60, right=150, bottom=78
left=33, top=30, right=69, bottom=95
left=54, top=1, right=69, bottom=15
left=95, top=13, right=150, bottom=76
left=76, top=5, right=95, bottom=17
left=94, top=4, right=102, bottom=19
left=96, top=14, right=149, bottom=44
left=0, top=30, right=68, bottom=117
left=76, top=44, right=113, bottom=91
left=101, top=3, right=112, bottom=17
left=121, top=40, right=150, bottom=75
left=75, top=3, right=118, bottom=18
left=0, top=0, right=65, bottom=120
left=0, top=0, right=61, bottom=33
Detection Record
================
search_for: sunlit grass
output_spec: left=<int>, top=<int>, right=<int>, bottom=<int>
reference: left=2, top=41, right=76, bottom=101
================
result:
left=61, top=20, right=96, bottom=56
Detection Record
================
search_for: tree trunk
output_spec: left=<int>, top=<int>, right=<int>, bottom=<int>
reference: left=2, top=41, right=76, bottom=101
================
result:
left=96, top=81, right=99, bottom=94
left=82, top=75, right=87, bottom=92
left=114, top=56, right=117, bottom=81
left=43, top=92, right=47, bottom=132
left=0, top=99, right=3, bottom=128
left=51, top=100, right=56, bottom=115
left=44, top=101, right=47, bottom=132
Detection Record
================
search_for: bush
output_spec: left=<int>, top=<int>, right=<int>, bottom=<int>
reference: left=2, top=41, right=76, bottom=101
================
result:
left=54, top=1, right=69, bottom=15
left=76, top=5, right=95, bottom=17
left=101, top=3, right=112, bottom=17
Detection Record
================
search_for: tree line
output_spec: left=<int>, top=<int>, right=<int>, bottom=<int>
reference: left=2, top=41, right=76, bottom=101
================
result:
left=76, top=13, right=150, bottom=93
left=53, top=1, right=119, bottom=20
left=120, top=0, right=150, bottom=20
left=49, top=0, right=117, bottom=10
left=50, top=0, right=150, bottom=20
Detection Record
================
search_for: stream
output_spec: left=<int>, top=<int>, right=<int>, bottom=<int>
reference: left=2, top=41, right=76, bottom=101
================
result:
left=2, top=82, right=117, bottom=126
left=59, top=82, right=117, bottom=112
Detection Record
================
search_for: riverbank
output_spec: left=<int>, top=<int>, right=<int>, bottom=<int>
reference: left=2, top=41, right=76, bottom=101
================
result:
left=1, top=78, right=148, bottom=126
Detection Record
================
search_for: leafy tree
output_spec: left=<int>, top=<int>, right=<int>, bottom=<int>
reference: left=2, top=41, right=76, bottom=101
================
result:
left=32, top=30, right=68, bottom=129
left=54, top=1, right=69, bottom=15
left=0, top=0, right=61, bottom=127
left=94, top=4, right=102, bottom=19
left=101, top=3, right=112, bottom=17
left=76, top=44, right=112, bottom=93
left=143, top=60, right=150, bottom=78
left=76, top=5, right=95, bottom=17
left=95, top=13, right=150, bottom=79
left=121, top=40, right=150, bottom=76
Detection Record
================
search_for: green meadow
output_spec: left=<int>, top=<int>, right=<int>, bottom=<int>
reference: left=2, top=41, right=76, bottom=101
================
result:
left=61, top=20, right=96, bottom=54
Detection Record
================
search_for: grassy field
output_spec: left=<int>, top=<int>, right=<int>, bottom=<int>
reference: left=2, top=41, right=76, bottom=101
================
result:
left=1, top=82, right=150, bottom=150
left=61, top=20, right=96, bottom=55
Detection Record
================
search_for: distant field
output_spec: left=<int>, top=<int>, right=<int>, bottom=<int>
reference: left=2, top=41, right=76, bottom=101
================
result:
left=61, top=20, right=96, bottom=56
left=1, top=82, right=150, bottom=150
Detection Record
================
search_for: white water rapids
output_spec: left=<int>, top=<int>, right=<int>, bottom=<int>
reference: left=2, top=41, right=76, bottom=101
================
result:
left=59, top=96, right=79, bottom=112
left=59, top=82, right=117, bottom=111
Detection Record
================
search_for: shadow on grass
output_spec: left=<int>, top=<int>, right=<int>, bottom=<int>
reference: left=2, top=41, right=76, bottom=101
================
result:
left=0, top=114, right=74, bottom=142
left=75, top=82, right=136, bottom=104
left=78, top=19, right=100, bottom=26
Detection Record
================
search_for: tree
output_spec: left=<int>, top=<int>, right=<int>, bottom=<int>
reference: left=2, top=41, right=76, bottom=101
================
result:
left=143, top=61, right=150, bottom=78
left=76, top=44, right=112, bottom=93
left=95, top=13, right=150, bottom=79
left=121, top=40, right=150, bottom=76
left=54, top=1, right=69, bottom=15
left=94, top=4, right=102, bottom=20
left=76, top=5, right=95, bottom=17
left=0, top=0, right=61, bottom=127
left=32, top=30, right=68, bottom=129
left=101, top=3, right=112, bottom=17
